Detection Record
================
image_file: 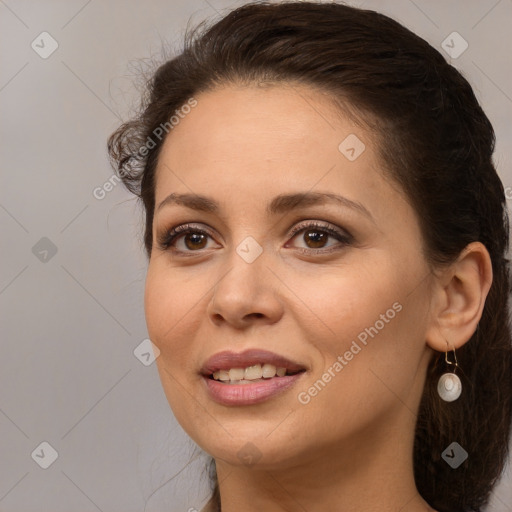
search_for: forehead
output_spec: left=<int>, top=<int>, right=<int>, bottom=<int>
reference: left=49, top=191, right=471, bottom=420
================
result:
left=154, top=83, right=383, bottom=195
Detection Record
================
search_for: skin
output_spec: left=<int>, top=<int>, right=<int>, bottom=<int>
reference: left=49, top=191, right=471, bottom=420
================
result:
left=144, top=83, right=493, bottom=512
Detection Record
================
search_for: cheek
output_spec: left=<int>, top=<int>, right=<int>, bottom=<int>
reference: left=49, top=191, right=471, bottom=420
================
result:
left=144, top=264, right=200, bottom=359
left=144, top=267, right=208, bottom=430
left=293, top=262, right=425, bottom=411
left=289, top=260, right=401, bottom=346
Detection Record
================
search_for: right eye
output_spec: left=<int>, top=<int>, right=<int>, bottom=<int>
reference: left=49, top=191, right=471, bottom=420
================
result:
left=157, top=223, right=219, bottom=254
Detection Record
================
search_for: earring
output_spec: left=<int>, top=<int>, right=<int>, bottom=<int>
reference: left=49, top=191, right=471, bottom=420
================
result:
left=437, top=348, right=462, bottom=402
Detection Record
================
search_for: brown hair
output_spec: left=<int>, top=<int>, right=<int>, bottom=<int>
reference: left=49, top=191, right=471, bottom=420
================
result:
left=107, top=2, right=512, bottom=511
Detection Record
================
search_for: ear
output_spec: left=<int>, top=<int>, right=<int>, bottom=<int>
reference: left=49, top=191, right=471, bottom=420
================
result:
left=425, top=242, right=493, bottom=352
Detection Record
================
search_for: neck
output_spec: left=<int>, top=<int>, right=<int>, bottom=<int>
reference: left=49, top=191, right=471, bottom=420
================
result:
left=214, top=410, right=436, bottom=512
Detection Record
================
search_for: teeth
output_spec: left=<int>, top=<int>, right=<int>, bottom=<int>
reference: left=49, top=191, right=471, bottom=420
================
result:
left=216, top=370, right=230, bottom=381
left=229, top=368, right=245, bottom=381
left=212, top=363, right=290, bottom=382
left=244, top=364, right=263, bottom=380
left=262, top=363, right=277, bottom=378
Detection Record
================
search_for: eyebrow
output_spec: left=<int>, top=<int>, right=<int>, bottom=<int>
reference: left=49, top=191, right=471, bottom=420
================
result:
left=156, top=191, right=374, bottom=221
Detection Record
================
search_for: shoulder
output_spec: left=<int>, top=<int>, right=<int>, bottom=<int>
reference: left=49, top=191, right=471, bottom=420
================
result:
left=198, top=496, right=218, bottom=512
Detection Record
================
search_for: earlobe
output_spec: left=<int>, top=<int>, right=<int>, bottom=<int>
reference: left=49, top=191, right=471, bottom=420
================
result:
left=425, top=241, right=493, bottom=352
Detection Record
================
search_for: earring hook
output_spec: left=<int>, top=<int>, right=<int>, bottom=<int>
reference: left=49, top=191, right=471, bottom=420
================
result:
left=444, top=349, right=458, bottom=371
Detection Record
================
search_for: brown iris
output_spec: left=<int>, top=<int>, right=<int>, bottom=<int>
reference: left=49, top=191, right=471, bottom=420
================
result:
left=304, top=229, right=327, bottom=248
left=184, top=233, right=208, bottom=250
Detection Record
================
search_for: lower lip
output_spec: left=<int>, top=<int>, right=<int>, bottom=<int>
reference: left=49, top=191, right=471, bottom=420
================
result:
left=202, top=373, right=305, bottom=406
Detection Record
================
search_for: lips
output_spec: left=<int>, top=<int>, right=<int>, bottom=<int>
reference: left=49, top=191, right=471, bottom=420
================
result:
left=200, top=348, right=307, bottom=376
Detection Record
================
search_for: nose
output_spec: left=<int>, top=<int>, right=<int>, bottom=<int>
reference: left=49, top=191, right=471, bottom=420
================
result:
left=207, top=248, right=284, bottom=329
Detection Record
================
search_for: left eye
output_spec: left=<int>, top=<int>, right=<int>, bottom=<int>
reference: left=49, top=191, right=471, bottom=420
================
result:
left=286, top=222, right=352, bottom=252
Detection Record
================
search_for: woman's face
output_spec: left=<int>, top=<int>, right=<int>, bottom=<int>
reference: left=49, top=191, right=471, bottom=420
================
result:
left=145, top=83, right=435, bottom=469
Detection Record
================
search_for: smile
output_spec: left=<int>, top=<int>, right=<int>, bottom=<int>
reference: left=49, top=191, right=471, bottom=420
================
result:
left=202, top=371, right=306, bottom=406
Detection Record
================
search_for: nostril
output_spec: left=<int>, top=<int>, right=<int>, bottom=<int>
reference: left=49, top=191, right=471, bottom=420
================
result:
left=245, top=313, right=264, bottom=320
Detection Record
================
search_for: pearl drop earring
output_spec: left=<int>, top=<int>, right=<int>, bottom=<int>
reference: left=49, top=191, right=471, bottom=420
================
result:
left=437, top=348, right=462, bottom=402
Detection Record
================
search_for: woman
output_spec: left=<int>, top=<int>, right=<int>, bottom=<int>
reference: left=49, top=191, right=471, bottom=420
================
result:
left=107, top=2, right=512, bottom=511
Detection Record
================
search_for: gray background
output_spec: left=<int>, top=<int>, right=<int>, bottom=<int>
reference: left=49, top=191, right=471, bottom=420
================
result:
left=1, top=0, right=511, bottom=511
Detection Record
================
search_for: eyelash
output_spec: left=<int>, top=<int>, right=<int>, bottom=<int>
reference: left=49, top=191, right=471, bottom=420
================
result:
left=156, top=221, right=353, bottom=256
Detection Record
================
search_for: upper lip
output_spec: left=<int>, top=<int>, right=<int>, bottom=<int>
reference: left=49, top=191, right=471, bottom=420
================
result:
left=200, top=348, right=307, bottom=376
